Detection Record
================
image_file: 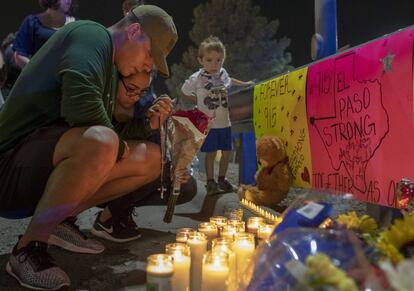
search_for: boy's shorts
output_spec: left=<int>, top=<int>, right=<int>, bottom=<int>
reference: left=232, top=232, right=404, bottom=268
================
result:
left=0, top=123, right=70, bottom=219
left=201, top=127, right=233, bottom=152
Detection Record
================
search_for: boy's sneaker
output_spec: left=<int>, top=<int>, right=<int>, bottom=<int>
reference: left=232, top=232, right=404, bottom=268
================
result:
left=6, top=240, right=70, bottom=290
left=206, top=180, right=219, bottom=195
left=91, top=208, right=142, bottom=243
left=48, top=217, right=105, bottom=254
left=218, top=178, right=235, bottom=192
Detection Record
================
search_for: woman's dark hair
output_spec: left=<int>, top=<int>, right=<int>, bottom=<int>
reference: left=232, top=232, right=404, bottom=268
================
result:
left=38, top=0, right=79, bottom=15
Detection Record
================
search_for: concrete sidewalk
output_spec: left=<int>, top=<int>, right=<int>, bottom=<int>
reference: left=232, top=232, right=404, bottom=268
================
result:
left=0, top=180, right=247, bottom=291
left=0, top=178, right=370, bottom=291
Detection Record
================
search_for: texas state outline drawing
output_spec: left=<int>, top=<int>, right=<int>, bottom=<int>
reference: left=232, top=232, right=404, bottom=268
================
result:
left=309, top=53, right=390, bottom=193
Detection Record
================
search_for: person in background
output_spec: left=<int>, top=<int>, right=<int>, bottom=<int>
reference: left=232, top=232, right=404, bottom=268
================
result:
left=0, top=33, right=20, bottom=100
left=0, top=5, right=177, bottom=290
left=0, top=49, right=6, bottom=107
left=182, top=36, right=254, bottom=195
left=122, top=0, right=145, bottom=16
left=13, top=0, right=78, bottom=69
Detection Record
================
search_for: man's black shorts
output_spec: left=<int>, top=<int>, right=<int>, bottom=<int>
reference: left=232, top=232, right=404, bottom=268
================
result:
left=0, top=124, right=69, bottom=219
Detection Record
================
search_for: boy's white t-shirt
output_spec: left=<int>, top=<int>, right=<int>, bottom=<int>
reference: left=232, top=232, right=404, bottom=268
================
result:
left=182, top=68, right=232, bottom=129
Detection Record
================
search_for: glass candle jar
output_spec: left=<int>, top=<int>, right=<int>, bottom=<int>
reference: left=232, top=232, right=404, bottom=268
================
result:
left=212, top=238, right=237, bottom=290
left=257, top=223, right=275, bottom=241
left=187, top=232, right=207, bottom=291
left=220, top=224, right=238, bottom=241
left=165, top=243, right=191, bottom=291
left=246, top=217, right=266, bottom=234
left=146, top=254, right=174, bottom=291
left=233, top=233, right=255, bottom=280
left=210, top=216, right=228, bottom=235
left=201, top=251, right=230, bottom=291
left=224, top=207, right=244, bottom=221
left=227, top=219, right=246, bottom=233
left=176, top=228, right=196, bottom=243
left=198, top=222, right=218, bottom=240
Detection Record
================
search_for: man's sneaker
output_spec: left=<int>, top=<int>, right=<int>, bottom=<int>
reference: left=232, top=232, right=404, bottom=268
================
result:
left=6, top=240, right=70, bottom=290
left=218, top=178, right=235, bottom=192
left=91, top=208, right=142, bottom=243
left=206, top=180, right=219, bottom=195
left=48, top=217, right=105, bottom=254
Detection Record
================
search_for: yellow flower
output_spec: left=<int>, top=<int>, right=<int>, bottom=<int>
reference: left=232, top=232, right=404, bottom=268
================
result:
left=359, top=215, right=378, bottom=234
left=305, top=253, right=358, bottom=291
left=376, top=213, right=414, bottom=263
left=336, top=211, right=378, bottom=234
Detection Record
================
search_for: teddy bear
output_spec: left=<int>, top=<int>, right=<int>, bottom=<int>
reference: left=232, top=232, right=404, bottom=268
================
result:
left=240, top=136, right=291, bottom=208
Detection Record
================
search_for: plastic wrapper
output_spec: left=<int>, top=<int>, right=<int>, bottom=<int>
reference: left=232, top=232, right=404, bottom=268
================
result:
left=242, top=228, right=380, bottom=291
left=163, top=109, right=211, bottom=222
left=380, top=259, right=414, bottom=291
left=273, top=190, right=365, bottom=235
left=280, top=189, right=367, bottom=218
left=167, top=111, right=208, bottom=175
left=288, top=189, right=367, bottom=216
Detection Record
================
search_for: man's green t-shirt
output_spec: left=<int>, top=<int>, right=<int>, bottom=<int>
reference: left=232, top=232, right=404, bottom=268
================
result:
left=0, top=20, right=151, bottom=158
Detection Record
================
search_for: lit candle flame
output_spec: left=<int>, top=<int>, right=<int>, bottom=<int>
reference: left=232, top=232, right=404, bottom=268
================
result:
left=240, top=198, right=280, bottom=223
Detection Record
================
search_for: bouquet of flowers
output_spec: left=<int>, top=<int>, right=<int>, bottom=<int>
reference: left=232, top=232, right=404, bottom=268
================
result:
left=163, top=109, right=211, bottom=223
left=335, top=211, right=378, bottom=235
left=294, top=253, right=359, bottom=291
left=243, top=228, right=379, bottom=291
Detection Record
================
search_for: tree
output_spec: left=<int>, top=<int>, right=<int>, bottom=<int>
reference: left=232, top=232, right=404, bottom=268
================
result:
left=166, top=0, right=293, bottom=101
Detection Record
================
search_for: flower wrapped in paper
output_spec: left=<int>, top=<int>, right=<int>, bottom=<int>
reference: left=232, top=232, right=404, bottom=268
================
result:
left=336, top=211, right=378, bottom=235
left=163, top=109, right=211, bottom=223
left=296, top=253, right=359, bottom=291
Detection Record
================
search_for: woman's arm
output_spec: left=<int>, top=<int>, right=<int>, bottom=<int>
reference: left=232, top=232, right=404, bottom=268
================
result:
left=13, top=15, right=36, bottom=69
left=14, top=51, right=30, bottom=69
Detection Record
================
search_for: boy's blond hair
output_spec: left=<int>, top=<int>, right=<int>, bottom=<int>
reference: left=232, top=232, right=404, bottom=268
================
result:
left=198, top=36, right=226, bottom=58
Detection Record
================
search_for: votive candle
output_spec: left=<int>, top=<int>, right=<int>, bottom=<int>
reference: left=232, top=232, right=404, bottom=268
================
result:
left=198, top=222, right=218, bottom=249
left=146, top=254, right=174, bottom=291
left=176, top=228, right=196, bottom=243
left=224, top=207, right=244, bottom=221
left=165, top=243, right=191, bottom=291
left=220, top=224, right=238, bottom=241
left=201, top=251, right=230, bottom=291
left=187, top=232, right=207, bottom=291
left=246, top=217, right=265, bottom=234
left=227, top=219, right=246, bottom=233
left=233, top=233, right=255, bottom=280
left=210, top=216, right=228, bottom=233
left=257, top=223, right=274, bottom=241
left=212, top=238, right=237, bottom=290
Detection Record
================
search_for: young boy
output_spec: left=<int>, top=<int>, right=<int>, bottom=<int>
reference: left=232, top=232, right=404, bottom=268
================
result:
left=181, top=36, right=253, bottom=195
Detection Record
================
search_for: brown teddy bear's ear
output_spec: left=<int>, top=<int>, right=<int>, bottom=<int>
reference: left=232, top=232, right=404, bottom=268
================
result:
left=271, top=137, right=281, bottom=151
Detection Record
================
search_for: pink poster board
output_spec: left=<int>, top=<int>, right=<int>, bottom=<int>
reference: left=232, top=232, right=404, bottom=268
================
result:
left=307, top=28, right=414, bottom=207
